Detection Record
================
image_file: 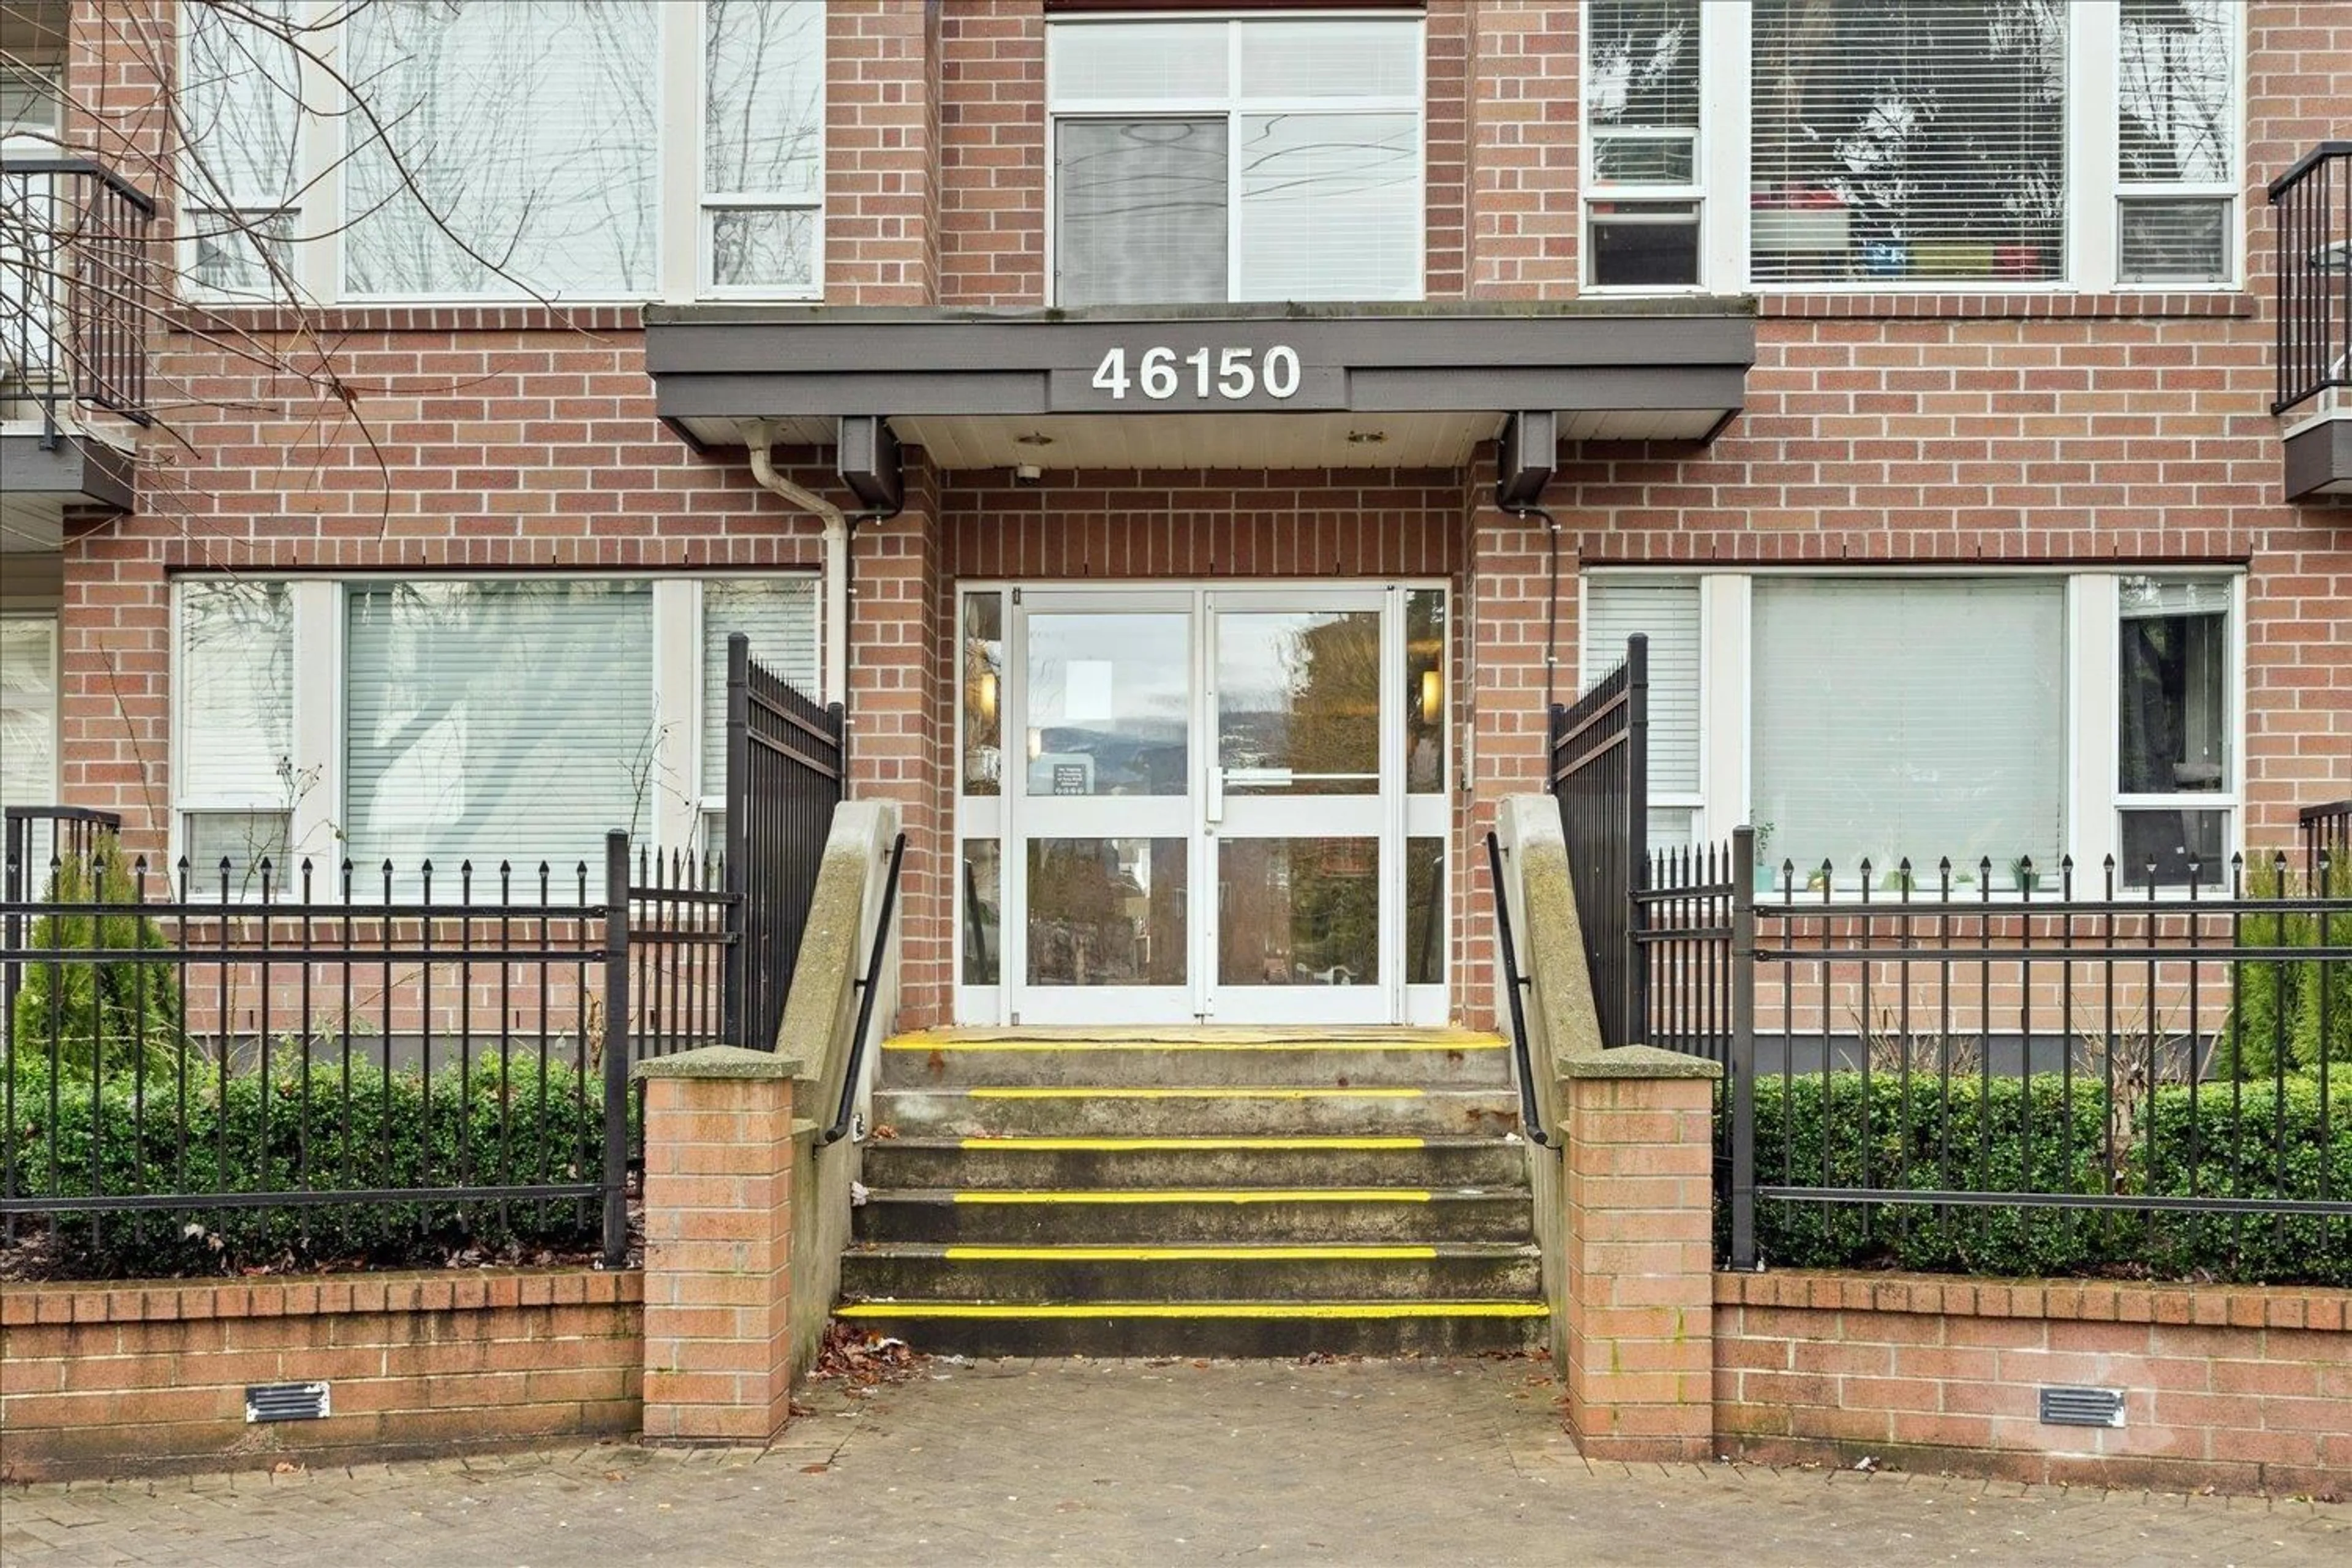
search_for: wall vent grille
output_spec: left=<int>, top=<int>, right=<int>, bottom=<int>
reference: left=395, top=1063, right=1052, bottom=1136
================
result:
left=2038, top=1386, right=2125, bottom=1428
left=246, top=1382, right=331, bottom=1423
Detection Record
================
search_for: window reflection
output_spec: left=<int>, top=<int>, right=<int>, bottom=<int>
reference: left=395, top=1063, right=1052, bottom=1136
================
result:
left=1027, top=838, right=1187, bottom=987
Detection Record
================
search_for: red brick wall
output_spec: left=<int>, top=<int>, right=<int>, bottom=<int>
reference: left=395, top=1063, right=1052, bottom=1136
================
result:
left=0, top=1270, right=642, bottom=1481
left=940, top=1, right=1047, bottom=306
left=1715, top=1271, right=2352, bottom=1494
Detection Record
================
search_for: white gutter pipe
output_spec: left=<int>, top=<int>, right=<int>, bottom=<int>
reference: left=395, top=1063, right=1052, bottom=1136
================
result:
left=742, top=418, right=851, bottom=708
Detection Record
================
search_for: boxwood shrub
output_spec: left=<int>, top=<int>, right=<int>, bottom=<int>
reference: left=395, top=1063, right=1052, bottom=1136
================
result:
left=2, top=1057, right=611, bottom=1279
left=1740, top=1071, right=2352, bottom=1286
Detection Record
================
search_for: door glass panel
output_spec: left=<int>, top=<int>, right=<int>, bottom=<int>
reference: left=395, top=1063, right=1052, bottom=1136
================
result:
left=1216, top=609, right=1379, bottom=795
left=1403, top=589, right=1445, bottom=793
left=1405, top=835, right=1445, bottom=985
left=962, top=839, right=1001, bottom=986
left=1027, top=613, right=1189, bottom=797
left=963, top=591, right=1004, bottom=797
left=1028, top=838, right=1187, bottom=987
left=1219, top=838, right=1378, bottom=987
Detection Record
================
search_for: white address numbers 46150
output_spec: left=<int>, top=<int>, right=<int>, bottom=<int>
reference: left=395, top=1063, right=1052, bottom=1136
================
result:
left=1089, top=345, right=1303, bottom=402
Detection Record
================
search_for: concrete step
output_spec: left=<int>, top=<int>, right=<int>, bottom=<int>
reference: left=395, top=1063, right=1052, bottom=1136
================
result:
left=840, top=1241, right=1541, bottom=1303
left=861, top=1135, right=1530, bottom=1191
left=852, top=1186, right=1536, bottom=1246
left=873, top=1085, right=1520, bottom=1139
left=877, top=1030, right=1512, bottom=1090
left=832, top=1298, right=1550, bottom=1359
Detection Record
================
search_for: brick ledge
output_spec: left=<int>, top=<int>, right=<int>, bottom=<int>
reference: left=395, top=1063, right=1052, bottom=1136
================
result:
left=162, top=304, right=645, bottom=336
left=1715, top=1268, right=2347, bottom=1331
left=1, top=1267, right=643, bottom=1327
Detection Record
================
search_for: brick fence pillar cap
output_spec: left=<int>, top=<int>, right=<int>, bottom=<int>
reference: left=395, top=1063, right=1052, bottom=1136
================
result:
left=631, top=1046, right=804, bottom=1082
left=1559, top=1045, right=1722, bottom=1080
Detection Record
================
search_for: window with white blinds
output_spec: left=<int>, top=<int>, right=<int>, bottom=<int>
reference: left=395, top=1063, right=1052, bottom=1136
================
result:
left=343, top=0, right=662, bottom=298
left=177, top=581, right=293, bottom=804
left=1751, top=579, right=2065, bottom=880
left=0, top=615, right=58, bottom=814
left=1584, top=0, right=1705, bottom=288
left=1582, top=577, right=1701, bottom=798
left=344, top=581, right=654, bottom=881
left=701, top=578, right=820, bottom=796
left=2117, top=0, right=2234, bottom=284
left=1047, top=16, right=1424, bottom=305
left=1749, top=0, right=2068, bottom=284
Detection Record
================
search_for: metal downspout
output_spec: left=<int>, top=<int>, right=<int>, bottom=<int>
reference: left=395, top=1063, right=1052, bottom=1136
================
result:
left=742, top=418, right=851, bottom=708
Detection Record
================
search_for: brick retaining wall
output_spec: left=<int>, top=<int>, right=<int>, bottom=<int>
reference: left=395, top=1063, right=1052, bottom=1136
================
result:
left=0, top=1270, right=642, bottom=1480
left=1714, top=1272, right=2352, bottom=1494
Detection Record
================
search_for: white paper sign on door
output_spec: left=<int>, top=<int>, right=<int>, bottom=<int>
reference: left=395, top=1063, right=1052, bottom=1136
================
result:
left=1065, top=660, right=1114, bottom=722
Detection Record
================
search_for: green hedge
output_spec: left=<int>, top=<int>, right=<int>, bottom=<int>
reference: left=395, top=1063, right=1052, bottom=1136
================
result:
left=2, top=1057, right=611, bottom=1279
left=1741, top=1071, right=2352, bottom=1287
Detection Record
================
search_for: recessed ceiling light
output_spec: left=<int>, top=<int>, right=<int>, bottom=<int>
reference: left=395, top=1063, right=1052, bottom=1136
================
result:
left=1346, top=430, right=1387, bottom=445
left=1015, top=431, right=1055, bottom=448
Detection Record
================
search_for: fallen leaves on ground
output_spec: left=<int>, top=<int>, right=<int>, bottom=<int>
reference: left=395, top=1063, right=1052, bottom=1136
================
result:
left=810, top=1320, right=930, bottom=1389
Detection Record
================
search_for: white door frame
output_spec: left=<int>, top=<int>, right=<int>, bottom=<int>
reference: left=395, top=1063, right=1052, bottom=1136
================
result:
left=954, top=579, right=1450, bottom=1028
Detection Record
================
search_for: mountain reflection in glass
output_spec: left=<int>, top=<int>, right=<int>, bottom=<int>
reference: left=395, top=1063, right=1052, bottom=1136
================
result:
left=1216, top=610, right=1380, bottom=794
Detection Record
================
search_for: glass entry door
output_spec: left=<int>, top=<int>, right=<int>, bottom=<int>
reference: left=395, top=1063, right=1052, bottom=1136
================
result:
left=990, top=584, right=1445, bottom=1027
left=1206, top=589, right=1393, bottom=1025
left=1004, top=590, right=1197, bottom=1025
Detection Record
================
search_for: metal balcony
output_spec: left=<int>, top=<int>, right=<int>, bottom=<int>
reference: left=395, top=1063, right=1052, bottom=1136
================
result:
left=1, top=155, right=153, bottom=551
left=2268, top=141, right=2352, bottom=501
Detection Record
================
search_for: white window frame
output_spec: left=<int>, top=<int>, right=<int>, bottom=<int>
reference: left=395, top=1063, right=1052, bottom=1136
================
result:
left=176, top=1, right=826, bottom=306
left=169, top=571, right=818, bottom=889
left=1585, top=564, right=2247, bottom=897
left=691, top=0, right=826, bottom=302
left=1043, top=12, right=1428, bottom=307
left=1580, top=0, right=2245, bottom=295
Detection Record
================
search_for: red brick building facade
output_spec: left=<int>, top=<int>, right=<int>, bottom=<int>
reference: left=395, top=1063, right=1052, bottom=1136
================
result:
left=4, top=1, right=2345, bottom=1036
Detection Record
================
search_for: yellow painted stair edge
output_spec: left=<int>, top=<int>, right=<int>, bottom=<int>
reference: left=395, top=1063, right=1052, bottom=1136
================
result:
left=836, top=1301, right=1548, bottom=1321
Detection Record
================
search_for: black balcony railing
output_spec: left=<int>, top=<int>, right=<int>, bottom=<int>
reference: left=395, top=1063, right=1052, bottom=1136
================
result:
left=1, top=156, right=154, bottom=431
left=2268, top=141, right=2352, bottom=417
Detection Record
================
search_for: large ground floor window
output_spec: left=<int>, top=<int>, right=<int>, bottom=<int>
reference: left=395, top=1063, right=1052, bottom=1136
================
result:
left=1581, top=569, right=2243, bottom=891
left=172, top=573, right=818, bottom=893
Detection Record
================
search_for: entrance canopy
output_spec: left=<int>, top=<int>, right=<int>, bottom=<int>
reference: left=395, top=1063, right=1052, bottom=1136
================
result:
left=643, top=301, right=1755, bottom=481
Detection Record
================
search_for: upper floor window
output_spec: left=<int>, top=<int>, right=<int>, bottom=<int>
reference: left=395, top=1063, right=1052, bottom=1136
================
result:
left=1583, top=0, right=2241, bottom=293
left=1047, top=16, right=1424, bottom=306
left=178, top=0, right=826, bottom=304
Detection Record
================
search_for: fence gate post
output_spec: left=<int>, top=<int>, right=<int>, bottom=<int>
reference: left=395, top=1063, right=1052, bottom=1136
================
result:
left=1728, top=824, right=1758, bottom=1272
left=722, top=633, right=750, bottom=1047
left=603, top=829, right=633, bottom=1267
left=1623, top=633, right=1650, bottom=1050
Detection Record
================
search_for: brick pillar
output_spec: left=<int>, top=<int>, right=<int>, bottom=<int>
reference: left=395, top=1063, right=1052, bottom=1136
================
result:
left=1559, top=1052, right=1719, bottom=1461
left=635, top=1047, right=799, bottom=1445
left=848, top=451, right=949, bottom=1027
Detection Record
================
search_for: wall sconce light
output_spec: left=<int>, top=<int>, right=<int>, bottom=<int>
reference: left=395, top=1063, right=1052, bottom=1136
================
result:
left=1027, top=726, right=1044, bottom=761
left=1419, top=668, right=1444, bottom=725
left=976, top=669, right=998, bottom=723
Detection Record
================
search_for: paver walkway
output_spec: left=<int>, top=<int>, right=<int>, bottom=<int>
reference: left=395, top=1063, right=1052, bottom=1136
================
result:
left=4, top=1358, right=2345, bottom=1567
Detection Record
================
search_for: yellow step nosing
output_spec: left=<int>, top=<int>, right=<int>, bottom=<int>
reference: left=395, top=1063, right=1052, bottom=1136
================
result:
left=881, top=1039, right=1504, bottom=1052
left=949, top=1188, right=1435, bottom=1205
left=835, top=1301, right=1549, bottom=1321
left=954, top=1136, right=1428, bottom=1152
left=935, top=1245, right=1441, bottom=1262
left=963, top=1086, right=1427, bottom=1100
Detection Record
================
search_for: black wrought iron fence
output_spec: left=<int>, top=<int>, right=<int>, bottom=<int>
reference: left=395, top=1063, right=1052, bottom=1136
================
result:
left=0, top=832, right=644, bottom=1272
left=2269, top=141, right=2352, bottom=415
left=1550, top=634, right=1647, bottom=1050
left=4, top=807, right=121, bottom=899
left=1638, top=831, right=2351, bottom=1276
left=722, top=631, right=845, bottom=1057
left=1, top=156, right=154, bottom=428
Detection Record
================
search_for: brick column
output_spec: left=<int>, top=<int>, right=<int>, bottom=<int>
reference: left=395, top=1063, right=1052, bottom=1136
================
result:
left=634, top=1047, right=800, bottom=1445
left=1558, top=1050, right=1719, bottom=1462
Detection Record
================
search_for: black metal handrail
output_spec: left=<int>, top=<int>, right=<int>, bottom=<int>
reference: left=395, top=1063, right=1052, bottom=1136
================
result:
left=2268, top=140, right=2352, bottom=415
left=1, top=155, right=154, bottom=429
left=823, top=831, right=908, bottom=1148
left=1482, top=831, right=1555, bottom=1152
